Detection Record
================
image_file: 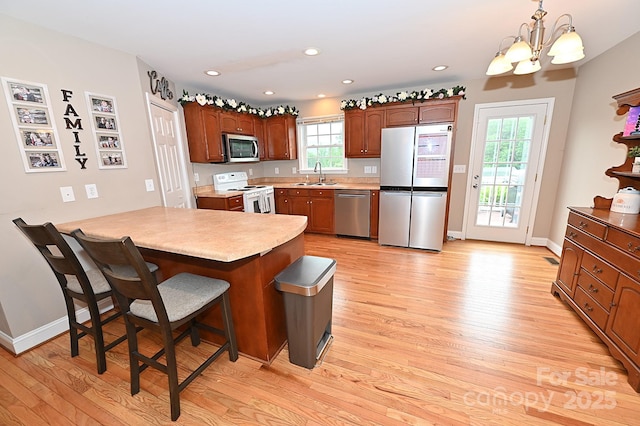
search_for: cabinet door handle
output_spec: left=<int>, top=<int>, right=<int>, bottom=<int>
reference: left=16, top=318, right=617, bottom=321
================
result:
left=583, top=302, right=594, bottom=312
left=588, top=284, right=599, bottom=293
left=568, top=231, right=577, bottom=239
left=592, top=265, right=602, bottom=274
left=578, top=221, right=588, bottom=229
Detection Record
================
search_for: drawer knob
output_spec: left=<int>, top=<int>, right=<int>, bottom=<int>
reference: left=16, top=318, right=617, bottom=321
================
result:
left=592, top=265, right=603, bottom=274
left=588, top=284, right=599, bottom=293
left=583, top=302, right=594, bottom=312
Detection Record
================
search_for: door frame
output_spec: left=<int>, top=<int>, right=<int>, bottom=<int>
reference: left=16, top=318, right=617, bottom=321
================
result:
left=145, top=93, right=194, bottom=208
left=461, top=98, right=555, bottom=245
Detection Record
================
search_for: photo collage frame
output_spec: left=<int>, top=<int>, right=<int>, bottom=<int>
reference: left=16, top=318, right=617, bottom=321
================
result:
left=2, top=77, right=66, bottom=172
left=86, top=92, right=127, bottom=169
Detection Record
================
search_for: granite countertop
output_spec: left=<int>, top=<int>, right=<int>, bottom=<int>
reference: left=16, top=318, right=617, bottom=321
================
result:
left=56, top=206, right=307, bottom=262
left=195, top=180, right=380, bottom=198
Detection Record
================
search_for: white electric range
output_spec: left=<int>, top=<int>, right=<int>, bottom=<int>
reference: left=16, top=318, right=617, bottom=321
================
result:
left=212, top=171, right=275, bottom=214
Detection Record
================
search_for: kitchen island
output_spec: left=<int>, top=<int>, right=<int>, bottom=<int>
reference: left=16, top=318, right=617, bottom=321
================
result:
left=57, top=206, right=307, bottom=363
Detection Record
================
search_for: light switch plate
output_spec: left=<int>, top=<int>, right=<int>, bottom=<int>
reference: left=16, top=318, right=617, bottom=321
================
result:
left=194, top=173, right=200, bottom=182
left=85, top=183, right=98, bottom=199
left=145, top=179, right=155, bottom=192
left=60, top=186, right=75, bottom=202
left=274, top=167, right=279, bottom=175
left=249, top=168, right=253, bottom=176
left=371, top=166, right=377, bottom=174
left=453, top=165, right=466, bottom=174
left=364, top=166, right=371, bottom=174
left=292, top=167, right=297, bottom=174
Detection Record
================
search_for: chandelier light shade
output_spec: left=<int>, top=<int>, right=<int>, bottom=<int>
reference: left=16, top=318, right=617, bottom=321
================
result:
left=486, top=0, right=585, bottom=76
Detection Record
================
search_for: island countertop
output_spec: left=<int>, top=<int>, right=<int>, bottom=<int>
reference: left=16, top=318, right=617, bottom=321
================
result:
left=56, top=206, right=307, bottom=262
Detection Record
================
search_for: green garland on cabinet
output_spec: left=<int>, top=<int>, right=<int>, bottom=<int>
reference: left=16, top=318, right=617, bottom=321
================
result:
left=340, top=85, right=466, bottom=111
left=178, top=91, right=299, bottom=117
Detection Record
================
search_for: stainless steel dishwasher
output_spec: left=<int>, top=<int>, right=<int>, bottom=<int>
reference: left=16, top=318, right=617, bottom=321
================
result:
left=334, top=190, right=371, bottom=238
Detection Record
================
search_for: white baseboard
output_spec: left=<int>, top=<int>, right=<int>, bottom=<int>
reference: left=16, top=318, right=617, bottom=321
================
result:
left=546, top=239, right=563, bottom=257
left=529, top=237, right=548, bottom=247
left=1, top=299, right=114, bottom=355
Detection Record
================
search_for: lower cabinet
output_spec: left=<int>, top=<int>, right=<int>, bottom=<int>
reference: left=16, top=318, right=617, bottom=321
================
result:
left=551, top=208, right=640, bottom=392
left=370, top=190, right=379, bottom=239
left=278, top=188, right=334, bottom=234
left=196, top=195, right=244, bottom=212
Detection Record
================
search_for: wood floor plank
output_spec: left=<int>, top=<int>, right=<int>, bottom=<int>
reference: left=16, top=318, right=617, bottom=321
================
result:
left=1, top=236, right=639, bottom=424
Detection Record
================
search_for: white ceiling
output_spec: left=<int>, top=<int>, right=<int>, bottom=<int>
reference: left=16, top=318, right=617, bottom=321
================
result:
left=2, top=0, right=639, bottom=105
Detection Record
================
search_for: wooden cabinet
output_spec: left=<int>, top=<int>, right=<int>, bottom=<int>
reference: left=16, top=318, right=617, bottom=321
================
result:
left=266, top=115, right=297, bottom=160
left=280, top=188, right=334, bottom=234
left=552, top=210, right=640, bottom=392
left=182, top=103, right=225, bottom=163
left=219, top=111, right=255, bottom=135
left=196, top=195, right=243, bottom=212
left=552, top=88, right=640, bottom=392
left=344, top=108, right=384, bottom=158
left=253, top=116, right=267, bottom=160
left=370, top=190, right=379, bottom=239
left=385, top=105, right=418, bottom=127
left=418, top=100, right=458, bottom=124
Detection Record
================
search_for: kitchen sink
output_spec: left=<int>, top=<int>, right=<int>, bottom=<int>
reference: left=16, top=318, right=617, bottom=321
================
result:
left=294, top=182, right=337, bottom=186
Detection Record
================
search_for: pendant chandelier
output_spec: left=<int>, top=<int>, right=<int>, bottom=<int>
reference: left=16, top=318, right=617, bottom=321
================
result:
left=486, top=0, right=585, bottom=76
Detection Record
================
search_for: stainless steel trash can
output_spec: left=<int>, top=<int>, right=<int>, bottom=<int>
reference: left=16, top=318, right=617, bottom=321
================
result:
left=274, top=255, right=336, bottom=369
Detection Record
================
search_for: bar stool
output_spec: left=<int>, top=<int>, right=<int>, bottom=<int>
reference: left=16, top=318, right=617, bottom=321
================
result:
left=71, top=229, right=238, bottom=421
left=12, top=218, right=159, bottom=374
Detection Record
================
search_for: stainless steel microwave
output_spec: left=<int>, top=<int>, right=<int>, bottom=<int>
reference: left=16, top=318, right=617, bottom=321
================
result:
left=223, top=134, right=259, bottom=163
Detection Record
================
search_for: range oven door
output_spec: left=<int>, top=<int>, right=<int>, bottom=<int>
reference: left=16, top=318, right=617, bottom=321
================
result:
left=244, top=189, right=275, bottom=214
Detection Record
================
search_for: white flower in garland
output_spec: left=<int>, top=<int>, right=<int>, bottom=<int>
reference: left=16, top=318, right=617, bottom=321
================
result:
left=195, top=94, right=207, bottom=106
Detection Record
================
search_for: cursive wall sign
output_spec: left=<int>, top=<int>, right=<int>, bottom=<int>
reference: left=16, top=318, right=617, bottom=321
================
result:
left=148, top=70, right=173, bottom=101
left=61, top=89, right=88, bottom=169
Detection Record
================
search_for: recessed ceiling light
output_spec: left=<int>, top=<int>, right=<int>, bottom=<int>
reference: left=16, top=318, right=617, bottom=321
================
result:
left=304, top=47, right=320, bottom=56
left=317, top=94, right=326, bottom=98
left=205, top=70, right=220, bottom=76
left=264, top=90, right=274, bottom=96
left=342, top=79, right=354, bottom=84
left=432, top=65, right=448, bottom=71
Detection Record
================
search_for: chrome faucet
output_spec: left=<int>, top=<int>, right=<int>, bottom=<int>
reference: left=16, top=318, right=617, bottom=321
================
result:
left=313, top=160, right=324, bottom=183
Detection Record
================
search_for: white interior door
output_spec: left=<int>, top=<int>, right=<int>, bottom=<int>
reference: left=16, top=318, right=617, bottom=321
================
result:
left=464, top=99, right=553, bottom=244
left=146, top=94, right=192, bottom=208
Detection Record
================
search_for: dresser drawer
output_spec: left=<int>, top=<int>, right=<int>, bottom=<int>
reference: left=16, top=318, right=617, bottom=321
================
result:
left=580, top=251, right=618, bottom=290
left=288, top=188, right=310, bottom=196
left=577, top=272, right=615, bottom=311
left=606, top=227, right=640, bottom=260
left=574, top=286, right=609, bottom=330
left=568, top=212, right=607, bottom=240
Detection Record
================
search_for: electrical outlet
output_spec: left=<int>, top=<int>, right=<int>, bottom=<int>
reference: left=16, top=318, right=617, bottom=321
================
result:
left=364, top=166, right=371, bottom=174
left=194, top=173, right=200, bottom=182
left=371, top=166, right=377, bottom=174
left=85, top=184, right=98, bottom=199
left=292, top=167, right=297, bottom=174
left=274, top=167, right=279, bottom=175
left=145, top=179, right=155, bottom=192
left=249, top=168, right=253, bottom=176
left=453, top=164, right=466, bottom=174
left=60, top=186, right=75, bottom=202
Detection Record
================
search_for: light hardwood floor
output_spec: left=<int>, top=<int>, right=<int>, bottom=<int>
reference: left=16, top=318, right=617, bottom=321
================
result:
left=1, top=235, right=638, bottom=425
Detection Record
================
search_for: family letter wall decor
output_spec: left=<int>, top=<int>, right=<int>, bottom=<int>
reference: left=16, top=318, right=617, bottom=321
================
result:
left=2, top=77, right=66, bottom=172
left=60, top=89, right=88, bottom=169
left=85, top=92, right=127, bottom=169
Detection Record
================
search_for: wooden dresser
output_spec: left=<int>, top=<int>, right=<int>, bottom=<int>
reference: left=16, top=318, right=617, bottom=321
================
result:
left=552, top=207, right=640, bottom=392
left=552, top=88, right=640, bottom=392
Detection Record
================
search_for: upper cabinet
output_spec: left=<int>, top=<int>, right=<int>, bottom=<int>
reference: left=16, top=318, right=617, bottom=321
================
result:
left=219, top=111, right=255, bottom=135
left=345, top=108, right=384, bottom=158
left=344, top=97, right=461, bottom=158
left=182, top=103, right=225, bottom=163
left=266, top=115, right=297, bottom=160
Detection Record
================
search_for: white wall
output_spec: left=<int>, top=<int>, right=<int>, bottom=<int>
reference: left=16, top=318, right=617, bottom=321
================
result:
left=549, top=31, right=640, bottom=252
left=0, top=14, right=161, bottom=350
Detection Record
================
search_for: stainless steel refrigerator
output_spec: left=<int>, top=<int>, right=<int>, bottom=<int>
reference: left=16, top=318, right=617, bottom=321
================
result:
left=378, top=124, right=453, bottom=251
